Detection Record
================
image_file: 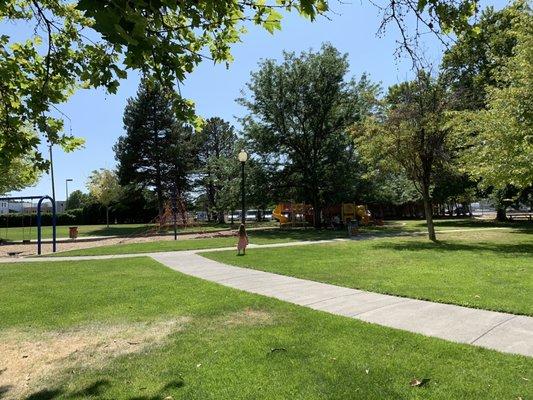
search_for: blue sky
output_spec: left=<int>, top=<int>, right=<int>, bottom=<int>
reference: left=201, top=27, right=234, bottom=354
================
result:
left=9, top=0, right=506, bottom=200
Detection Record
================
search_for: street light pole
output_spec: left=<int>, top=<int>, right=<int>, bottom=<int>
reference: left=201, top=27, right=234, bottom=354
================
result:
left=237, top=150, right=248, bottom=224
left=241, top=161, right=245, bottom=224
left=65, top=178, right=73, bottom=210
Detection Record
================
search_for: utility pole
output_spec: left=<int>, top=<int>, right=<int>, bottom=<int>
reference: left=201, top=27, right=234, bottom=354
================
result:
left=65, top=178, right=73, bottom=210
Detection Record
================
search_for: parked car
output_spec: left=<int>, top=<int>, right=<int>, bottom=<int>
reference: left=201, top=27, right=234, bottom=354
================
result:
left=227, top=210, right=242, bottom=222
left=245, top=209, right=259, bottom=222
left=195, top=211, right=208, bottom=222
left=262, top=210, right=273, bottom=221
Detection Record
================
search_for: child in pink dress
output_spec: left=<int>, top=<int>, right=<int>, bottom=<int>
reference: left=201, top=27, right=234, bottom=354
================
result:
left=237, top=223, right=249, bottom=255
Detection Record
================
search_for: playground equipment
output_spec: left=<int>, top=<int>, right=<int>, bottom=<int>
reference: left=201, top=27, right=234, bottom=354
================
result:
left=272, top=202, right=314, bottom=226
left=323, top=203, right=373, bottom=226
left=117, top=194, right=198, bottom=243
left=272, top=202, right=373, bottom=227
left=0, top=195, right=57, bottom=255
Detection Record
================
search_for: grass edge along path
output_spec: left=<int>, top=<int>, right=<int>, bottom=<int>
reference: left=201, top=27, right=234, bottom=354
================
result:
left=203, top=229, right=533, bottom=317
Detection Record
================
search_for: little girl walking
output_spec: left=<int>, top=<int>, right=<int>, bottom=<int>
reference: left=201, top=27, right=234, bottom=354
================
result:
left=237, top=223, right=249, bottom=255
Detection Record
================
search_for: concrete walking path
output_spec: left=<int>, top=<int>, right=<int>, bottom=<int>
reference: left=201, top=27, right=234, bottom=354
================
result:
left=151, top=251, right=533, bottom=358
left=1, top=237, right=532, bottom=357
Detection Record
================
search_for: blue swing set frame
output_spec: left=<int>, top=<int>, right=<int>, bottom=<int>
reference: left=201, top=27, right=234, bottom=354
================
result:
left=0, top=195, right=57, bottom=255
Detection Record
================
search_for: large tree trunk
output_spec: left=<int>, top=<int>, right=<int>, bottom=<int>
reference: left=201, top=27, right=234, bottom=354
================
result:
left=313, top=206, right=321, bottom=229
left=422, top=183, right=436, bottom=242
left=106, top=206, right=110, bottom=228
left=310, top=190, right=321, bottom=229
left=496, top=207, right=507, bottom=222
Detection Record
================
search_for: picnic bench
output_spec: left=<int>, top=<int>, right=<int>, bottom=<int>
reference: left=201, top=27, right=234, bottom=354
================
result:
left=508, top=213, right=533, bottom=221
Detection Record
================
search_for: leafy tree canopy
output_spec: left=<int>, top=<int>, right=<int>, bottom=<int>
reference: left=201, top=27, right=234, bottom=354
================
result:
left=450, top=6, right=533, bottom=189
left=1, top=0, right=480, bottom=170
left=0, top=151, right=40, bottom=195
left=441, top=0, right=527, bottom=110
left=240, top=44, right=379, bottom=226
left=87, top=168, right=121, bottom=207
left=65, top=189, right=92, bottom=210
left=354, top=72, right=452, bottom=240
left=87, top=168, right=122, bottom=226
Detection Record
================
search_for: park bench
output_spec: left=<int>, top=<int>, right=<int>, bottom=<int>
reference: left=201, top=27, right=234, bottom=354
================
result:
left=507, top=213, right=533, bottom=221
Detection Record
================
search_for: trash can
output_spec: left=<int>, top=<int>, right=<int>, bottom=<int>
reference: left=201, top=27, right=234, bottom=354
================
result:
left=69, top=226, right=78, bottom=239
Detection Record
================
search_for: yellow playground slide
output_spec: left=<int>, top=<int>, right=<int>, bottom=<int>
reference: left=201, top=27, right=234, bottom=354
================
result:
left=272, top=204, right=289, bottom=223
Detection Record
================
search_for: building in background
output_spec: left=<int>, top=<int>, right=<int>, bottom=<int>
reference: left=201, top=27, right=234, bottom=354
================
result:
left=0, top=201, right=32, bottom=215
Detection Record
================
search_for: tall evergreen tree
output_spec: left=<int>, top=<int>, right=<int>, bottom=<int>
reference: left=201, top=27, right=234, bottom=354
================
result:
left=114, top=79, right=197, bottom=217
left=196, top=118, right=238, bottom=222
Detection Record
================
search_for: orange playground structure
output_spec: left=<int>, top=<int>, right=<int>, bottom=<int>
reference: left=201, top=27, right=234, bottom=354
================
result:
left=272, top=202, right=373, bottom=226
left=323, top=203, right=372, bottom=225
left=272, top=203, right=314, bottom=225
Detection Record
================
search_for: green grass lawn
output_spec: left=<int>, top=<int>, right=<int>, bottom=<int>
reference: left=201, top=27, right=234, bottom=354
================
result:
left=363, top=218, right=533, bottom=234
left=47, top=218, right=530, bottom=257
left=205, top=229, right=533, bottom=316
left=0, top=258, right=530, bottom=399
left=0, top=221, right=277, bottom=242
left=49, top=228, right=347, bottom=257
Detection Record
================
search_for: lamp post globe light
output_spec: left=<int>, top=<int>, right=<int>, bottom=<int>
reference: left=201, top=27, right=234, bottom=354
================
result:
left=238, top=150, right=248, bottom=224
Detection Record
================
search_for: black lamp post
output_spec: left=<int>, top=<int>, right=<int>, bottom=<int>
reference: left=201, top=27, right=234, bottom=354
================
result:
left=238, top=149, right=248, bottom=224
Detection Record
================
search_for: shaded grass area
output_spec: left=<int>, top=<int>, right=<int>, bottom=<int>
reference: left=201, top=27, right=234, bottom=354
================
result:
left=0, top=221, right=277, bottom=242
left=0, top=258, right=530, bottom=399
left=366, top=218, right=533, bottom=234
left=205, top=229, right=533, bottom=316
left=48, top=228, right=347, bottom=257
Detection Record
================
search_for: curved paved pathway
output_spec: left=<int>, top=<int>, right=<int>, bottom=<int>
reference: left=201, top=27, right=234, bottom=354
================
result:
left=2, top=239, right=532, bottom=357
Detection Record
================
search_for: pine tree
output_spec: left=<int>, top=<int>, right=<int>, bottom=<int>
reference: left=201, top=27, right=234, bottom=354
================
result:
left=114, top=78, right=197, bottom=217
left=196, top=117, right=238, bottom=222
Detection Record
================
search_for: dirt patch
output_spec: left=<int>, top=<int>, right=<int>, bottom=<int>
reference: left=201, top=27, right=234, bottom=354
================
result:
left=222, top=308, right=274, bottom=327
left=0, top=318, right=190, bottom=400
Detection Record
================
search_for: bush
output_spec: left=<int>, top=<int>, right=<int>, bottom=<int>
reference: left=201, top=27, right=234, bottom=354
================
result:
left=0, top=212, right=78, bottom=228
left=0, top=202, right=158, bottom=227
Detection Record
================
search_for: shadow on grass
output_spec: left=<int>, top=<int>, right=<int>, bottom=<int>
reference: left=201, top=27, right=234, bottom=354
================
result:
left=432, top=219, right=533, bottom=230
left=82, top=226, right=152, bottom=237
left=0, top=385, right=13, bottom=399
left=26, top=388, right=63, bottom=400
left=24, top=378, right=185, bottom=400
left=251, top=228, right=346, bottom=242
left=371, top=240, right=533, bottom=254
left=81, top=221, right=277, bottom=238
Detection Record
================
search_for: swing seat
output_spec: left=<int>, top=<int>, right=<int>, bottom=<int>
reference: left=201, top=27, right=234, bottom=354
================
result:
left=7, top=251, right=23, bottom=257
left=22, top=239, right=31, bottom=244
